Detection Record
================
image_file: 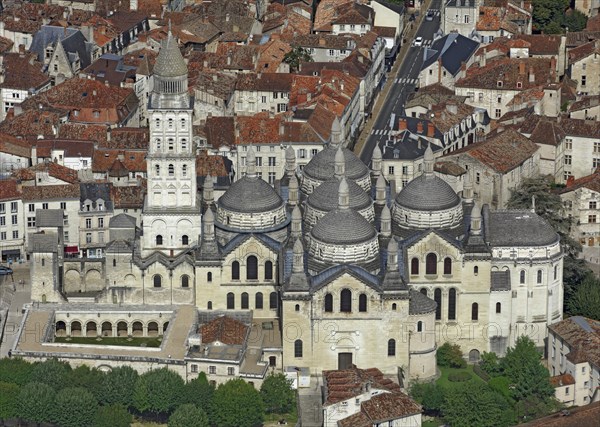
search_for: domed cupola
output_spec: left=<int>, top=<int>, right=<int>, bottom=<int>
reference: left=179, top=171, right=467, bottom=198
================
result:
left=301, top=118, right=371, bottom=196
left=307, top=178, right=380, bottom=274
left=150, top=25, right=190, bottom=109
left=216, top=147, right=288, bottom=232
left=304, top=147, right=375, bottom=227
left=393, top=144, right=463, bottom=230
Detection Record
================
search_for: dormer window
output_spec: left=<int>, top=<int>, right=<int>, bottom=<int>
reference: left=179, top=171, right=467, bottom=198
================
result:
left=93, top=110, right=100, bottom=118
left=497, top=81, right=503, bottom=88
left=517, top=82, right=522, bottom=89
left=73, top=110, right=80, bottom=117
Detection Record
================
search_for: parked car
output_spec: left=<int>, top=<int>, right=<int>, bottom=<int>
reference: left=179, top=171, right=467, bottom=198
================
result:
left=0, top=266, right=13, bottom=275
left=426, top=11, right=435, bottom=21
left=413, top=37, right=423, bottom=47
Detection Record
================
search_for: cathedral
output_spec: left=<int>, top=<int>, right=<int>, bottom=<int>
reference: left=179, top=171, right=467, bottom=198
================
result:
left=28, top=31, right=564, bottom=381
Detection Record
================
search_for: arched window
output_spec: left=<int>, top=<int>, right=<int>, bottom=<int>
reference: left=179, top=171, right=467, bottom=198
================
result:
left=156, top=235, right=163, bottom=245
left=207, top=301, right=213, bottom=309
left=434, top=288, right=442, bottom=320
left=294, top=340, right=303, bottom=358
left=496, top=302, right=501, bottom=313
left=265, top=260, right=273, bottom=280
left=340, top=289, right=352, bottom=312
left=359, top=293, right=367, bottom=312
left=444, top=257, right=452, bottom=275
left=155, top=164, right=160, bottom=176
left=153, top=275, right=162, bottom=288
left=325, top=293, right=333, bottom=312
left=420, top=288, right=428, bottom=297
left=537, top=270, right=542, bottom=284
left=387, top=339, right=396, bottom=356
left=474, top=265, right=479, bottom=275
left=182, top=165, right=187, bottom=177
left=227, top=292, right=235, bottom=309
left=207, top=272, right=212, bottom=282
left=182, top=235, right=189, bottom=245
left=426, top=253, right=437, bottom=275
left=448, top=288, right=456, bottom=320
left=392, top=303, right=397, bottom=310
left=417, top=321, right=423, bottom=332
left=232, top=261, right=240, bottom=280
left=255, top=292, right=263, bottom=309
left=472, top=303, right=479, bottom=321
left=168, top=164, right=174, bottom=176
left=168, top=118, right=173, bottom=128
left=180, top=118, right=186, bottom=129
left=269, top=292, right=278, bottom=309
left=112, top=258, right=116, bottom=267
left=181, top=275, right=189, bottom=288
left=241, top=292, right=249, bottom=309
left=520, top=270, right=526, bottom=284
left=155, top=138, right=161, bottom=150
left=247, top=256, right=258, bottom=280
left=295, top=304, right=300, bottom=312
left=411, top=258, right=419, bottom=275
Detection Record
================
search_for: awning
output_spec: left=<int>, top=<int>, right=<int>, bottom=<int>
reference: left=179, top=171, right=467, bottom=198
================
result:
left=65, top=246, right=79, bottom=254
left=1, top=249, right=21, bottom=256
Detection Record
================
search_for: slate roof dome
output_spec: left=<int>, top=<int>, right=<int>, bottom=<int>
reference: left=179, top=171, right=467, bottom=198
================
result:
left=394, top=174, right=461, bottom=211
left=219, top=177, right=283, bottom=213
left=153, top=30, right=188, bottom=78
left=307, top=177, right=372, bottom=213
left=302, top=146, right=370, bottom=188
left=311, top=209, right=377, bottom=245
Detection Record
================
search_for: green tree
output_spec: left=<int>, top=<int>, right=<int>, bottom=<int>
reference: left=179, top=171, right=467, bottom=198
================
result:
left=30, top=357, right=72, bottom=390
left=133, top=368, right=185, bottom=416
left=182, top=372, right=215, bottom=413
left=260, top=373, right=296, bottom=414
left=563, top=9, right=588, bottom=32
left=0, top=358, right=35, bottom=385
left=501, top=336, right=554, bottom=401
left=531, top=0, right=569, bottom=33
left=210, top=378, right=265, bottom=427
left=488, top=376, right=512, bottom=401
left=442, top=382, right=514, bottom=427
left=98, top=365, right=139, bottom=407
left=0, top=382, right=20, bottom=419
left=566, top=273, right=600, bottom=320
left=169, top=404, right=209, bottom=427
left=479, top=351, right=502, bottom=377
left=283, top=47, right=313, bottom=72
left=436, top=342, right=466, bottom=368
left=69, top=365, right=105, bottom=398
left=409, top=381, right=445, bottom=416
left=92, top=404, right=132, bottom=427
left=16, top=382, right=55, bottom=423
left=51, top=387, right=98, bottom=427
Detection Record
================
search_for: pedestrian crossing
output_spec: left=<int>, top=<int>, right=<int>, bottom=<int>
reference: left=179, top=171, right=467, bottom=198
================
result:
left=395, top=77, right=419, bottom=85
left=427, top=9, right=441, bottom=16
left=370, top=129, right=395, bottom=136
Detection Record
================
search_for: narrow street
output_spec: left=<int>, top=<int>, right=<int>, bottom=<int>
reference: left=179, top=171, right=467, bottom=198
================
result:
left=358, top=0, right=443, bottom=165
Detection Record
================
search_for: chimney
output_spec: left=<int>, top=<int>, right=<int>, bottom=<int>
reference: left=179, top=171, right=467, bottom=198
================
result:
left=279, top=122, right=285, bottom=136
left=550, top=56, right=556, bottom=72
left=417, top=121, right=424, bottom=133
left=203, top=60, right=208, bottom=68
left=319, top=38, right=326, bottom=46
left=481, top=47, right=487, bottom=67
left=213, top=74, right=217, bottom=82
left=446, top=104, right=458, bottom=115
left=519, top=61, right=525, bottom=75
left=93, top=90, right=97, bottom=96
left=427, top=122, right=435, bottom=137
left=227, top=55, right=231, bottom=66
left=529, top=67, right=535, bottom=83
left=225, top=13, right=230, bottom=22
left=398, top=118, right=407, bottom=130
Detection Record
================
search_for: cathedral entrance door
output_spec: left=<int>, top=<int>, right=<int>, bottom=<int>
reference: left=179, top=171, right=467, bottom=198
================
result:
left=338, top=353, right=352, bottom=370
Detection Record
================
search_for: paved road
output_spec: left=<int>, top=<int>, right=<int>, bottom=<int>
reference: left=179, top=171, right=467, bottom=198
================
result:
left=360, top=0, right=443, bottom=166
left=0, top=264, right=31, bottom=358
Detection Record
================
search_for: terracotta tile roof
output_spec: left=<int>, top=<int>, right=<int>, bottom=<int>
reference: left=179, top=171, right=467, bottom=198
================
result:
left=0, top=36, right=14, bottom=53
left=12, top=162, right=79, bottom=184
left=123, top=48, right=157, bottom=76
left=520, top=401, right=600, bottom=427
left=291, top=33, right=356, bottom=50
left=0, top=134, right=31, bottom=158
left=57, top=123, right=108, bottom=145
left=110, top=184, right=145, bottom=209
left=34, top=139, right=95, bottom=158
left=313, top=0, right=354, bottom=32
left=256, top=39, right=292, bottom=72
left=0, top=3, right=70, bottom=34
left=435, top=161, right=466, bottom=176
left=427, top=101, right=478, bottom=133
left=559, top=170, right=600, bottom=194
left=513, top=34, right=561, bottom=56
left=280, top=10, right=312, bottom=41
left=527, top=119, right=566, bottom=147
left=21, top=184, right=80, bottom=201
left=565, top=31, right=600, bottom=48
left=506, top=87, right=545, bottom=108
left=307, top=103, right=337, bottom=141
left=188, top=70, right=237, bottom=101
left=81, top=15, right=121, bottom=48
left=298, top=59, right=369, bottom=79
left=323, top=366, right=401, bottom=405
left=92, top=150, right=146, bottom=174
left=0, top=179, right=21, bottom=201
left=0, top=110, right=62, bottom=139
left=568, top=95, right=600, bottom=113
left=456, top=57, right=553, bottom=90
left=360, top=392, right=421, bottom=423
left=137, top=0, right=163, bottom=18
left=444, top=128, right=538, bottom=173
left=200, top=315, right=248, bottom=346
left=587, top=13, right=600, bottom=32
left=372, top=26, right=396, bottom=38
left=557, top=117, right=600, bottom=139
left=204, top=116, right=235, bottom=149
left=106, top=128, right=149, bottom=150
left=235, top=72, right=294, bottom=92
left=0, top=53, right=49, bottom=91
left=568, top=41, right=600, bottom=64
left=549, top=373, right=575, bottom=387
left=235, top=114, right=284, bottom=145
left=548, top=316, right=600, bottom=369
left=332, top=8, right=371, bottom=26
left=289, top=75, right=321, bottom=106
left=196, top=151, right=230, bottom=177
left=477, top=6, right=505, bottom=31
left=107, top=11, right=148, bottom=34
left=338, top=411, right=371, bottom=427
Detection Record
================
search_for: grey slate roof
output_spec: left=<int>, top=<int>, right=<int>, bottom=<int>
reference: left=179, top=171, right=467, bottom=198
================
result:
left=374, top=0, right=406, bottom=15
left=446, top=0, right=476, bottom=6
left=409, top=289, right=437, bottom=315
left=109, top=213, right=136, bottom=228
left=487, top=210, right=559, bottom=247
left=153, top=31, right=188, bottom=78
left=422, top=33, right=479, bottom=77
left=311, top=209, right=377, bottom=245
left=308, top=177, right=371, bottom=212
left=303, top=146, right=369, bottom=183
left=30, top=26, right=92, bottom=70
left=380, top=131, right=444, bottom=161
left=395, top=174, right=461, bottom=211
left=218, top=176, right=284, bottom=214
left=311, top=265, right=381, bottom=293
left=80, top=183, right=113, bottom=210
left=28, top=232, right=59, bottom=253
left=491, top=270, right=511, bottom=291
left=35, top=209, right=63, bottom=228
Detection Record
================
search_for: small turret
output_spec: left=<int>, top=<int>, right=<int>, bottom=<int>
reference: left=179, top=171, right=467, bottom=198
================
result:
left=203, top=208, right=215, bottom=241
left=463, top=171, right=473, bottom=204
left=203, top=174, right=214, bottom=205
left=288, top=175, right=299, bottom=206
left=285, top=146, right=296, bottom=176
left=292, top=238, right=304, bottom=273
left=334, top=146, right=345, bottom=178
left=338, top=177, right=349, bottom=209
left=372, top=144, right=382, bottom=176
left=330, top=117, right=342, bottom=147
left=291, top=205, right=302, bottom=237
left=380, top=204, right=391, bottom=237
left=375, top=174, right=386, bottom=205
left=423, top=143, right=435, bottom=177
left=387, top=238, right=398, bottom=271
left=470, top=202, right=481, bottom=235
left=246, top=146, right=257, bottom=178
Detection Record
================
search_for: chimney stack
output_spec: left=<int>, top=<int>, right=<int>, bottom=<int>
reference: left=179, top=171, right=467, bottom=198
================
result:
left=529, top=67, right=535, bottom=83
left=427, top=122, right=435, bottom=137
left=417, top=121, right=424, bottom=133
left=398, top=118, right=407, bottom=130
left=519, top=61, right=525, bottom=75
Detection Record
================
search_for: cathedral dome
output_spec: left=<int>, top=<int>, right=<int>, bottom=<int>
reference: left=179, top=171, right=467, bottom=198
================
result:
left=153, top=30, right=188, bottom=78
left=311, top=209, right=377, bottom=245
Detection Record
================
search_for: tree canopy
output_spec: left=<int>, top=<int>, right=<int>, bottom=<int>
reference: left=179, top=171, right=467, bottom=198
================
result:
left=566, top=273, right=600, bottom=320
left=98, top=365, right=139, bottom=408
left=168, top=404, right=209, bottom=427
left=30, top=358, right=72, bottom=391
left=182, top=372, right=214, bottom=413
left=210, top=378, right=265, bottom=427
left=51, top=387, right=99, bottom=427
left=437, top=343, right=466, bottom=368
left=531, top=0, right=587, bottom=33
left=92, top=405, right=132, bottom=427
left=16, top=382, right=55, bottom=423
left=0, top=382, right=20, bottom=420
left=0, top=358, right=35, bottom=386
left=283, top=47, right=313, bottom=72
left=133, top=368, right=185, bottom=415
left=260, top=373, right=296, bottom=414
left=442, top=382, right=514, bottom=427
